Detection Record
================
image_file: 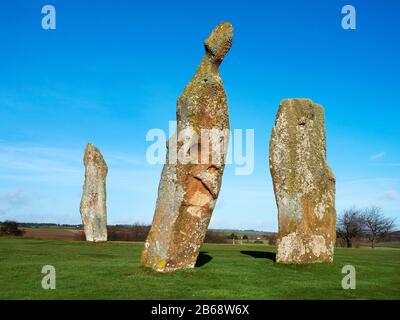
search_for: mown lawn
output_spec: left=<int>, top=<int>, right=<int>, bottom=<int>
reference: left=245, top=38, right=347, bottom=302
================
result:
left=0, top=237, right=399, bottom=299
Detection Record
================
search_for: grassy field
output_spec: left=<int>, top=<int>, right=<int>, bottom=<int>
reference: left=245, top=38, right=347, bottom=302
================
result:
left=0, top=237, right=399, bottom=299
left=21, top=227, right=82, bottom=241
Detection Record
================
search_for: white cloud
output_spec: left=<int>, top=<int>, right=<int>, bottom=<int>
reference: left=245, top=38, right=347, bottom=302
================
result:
left=336, top=178, right=399, bottom=225
left=0, top=189, right=29, bottom=207
left=369, top=152, right=386, bottom=161
left=0, top=145, right=81, bottom=173
left=0, top=143, right=160, bottom=225
left=382, top=190, right=399, bottom=201
left=0, top=189, right=30, bottom=220
left=0, top=144, right=145, bottom=182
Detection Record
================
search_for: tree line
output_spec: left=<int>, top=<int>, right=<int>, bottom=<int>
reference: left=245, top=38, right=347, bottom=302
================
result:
left=1, top=205, right=396, bottom=248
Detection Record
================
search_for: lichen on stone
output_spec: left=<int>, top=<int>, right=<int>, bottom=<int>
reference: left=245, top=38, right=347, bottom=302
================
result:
left=270, top=99, right=336, bottom=264
left=141, top=22, right=233, bottom=272
left=80, top=143, right=108, bottom=242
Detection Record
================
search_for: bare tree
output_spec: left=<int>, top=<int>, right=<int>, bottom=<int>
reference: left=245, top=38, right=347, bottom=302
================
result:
left=363, top=206, right=395, bottom=248
left=337, top=208, right=364, bottom=248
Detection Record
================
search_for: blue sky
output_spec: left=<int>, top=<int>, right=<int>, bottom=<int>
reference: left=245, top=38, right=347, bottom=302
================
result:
left=0, top=0, right=399, bottom=231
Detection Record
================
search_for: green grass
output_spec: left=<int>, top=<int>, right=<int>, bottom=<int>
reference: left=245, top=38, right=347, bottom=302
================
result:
left=0, top=237, right=399, bottom=299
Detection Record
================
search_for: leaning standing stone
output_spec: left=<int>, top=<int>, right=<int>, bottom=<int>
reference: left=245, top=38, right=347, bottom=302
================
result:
left=269, top=99, right=336, bottom=263
left=80, top=143, right=108, bottom=242
left=141, top=22, right=233, bottom=272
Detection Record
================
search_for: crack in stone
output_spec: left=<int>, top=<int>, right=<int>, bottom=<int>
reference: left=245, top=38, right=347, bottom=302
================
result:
left=141, top=22, right=233, bottom=272
left=190, top=174, right=217, bottom=199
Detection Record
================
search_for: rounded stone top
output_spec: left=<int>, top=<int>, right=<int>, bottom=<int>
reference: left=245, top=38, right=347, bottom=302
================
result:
left=84, top=142, right=108, bottom=172
left=280, top=98, right=313, bottom=107
left=279, top=98, right=324, bottom=113
left=204, top=22, right=233, bottom=64
left=85, top=142, right=100, bottom=156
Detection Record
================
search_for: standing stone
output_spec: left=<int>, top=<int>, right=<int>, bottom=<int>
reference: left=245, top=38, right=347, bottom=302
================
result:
left=141, top=22, right=233, bottom=272
left=80, top=143, right=108, bottom=242
left=269, top=99, right=336, bottom=263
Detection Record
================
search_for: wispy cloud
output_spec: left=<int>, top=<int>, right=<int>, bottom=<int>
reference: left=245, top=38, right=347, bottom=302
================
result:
left=0, top=144, right=145, bottom=180
left=0, top=142, right=157, bottom=187
left=381, top=190, right=399, bottom=201
left=0, top=189, right=29, bottom=207
left=337, top=177, right=400, bottom=226
left=0, top=143, right=159, bottom=225
left=0, top=145, right=81, bottom=173
left=0, top=89, right=109, bottom=113
left=0, top=189, right=30, bottom=218
left=369, top=152, right=386, bottom=161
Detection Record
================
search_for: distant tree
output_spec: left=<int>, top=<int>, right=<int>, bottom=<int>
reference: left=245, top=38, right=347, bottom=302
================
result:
left=0, top=221, right=25, bottom=236
left=337, top=208, right=364, bottom=248
left=229, top=233, right=238, bottom=244
left=362, top=206, right=395, bottom=248
left=242, top=235, right=248, bottom=240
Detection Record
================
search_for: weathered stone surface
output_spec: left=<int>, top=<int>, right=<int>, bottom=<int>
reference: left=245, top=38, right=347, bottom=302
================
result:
left=269, top=99, right=336, bottom=263
left=141, top=22, right=233, bottom=272
left=80, top=143, right=108, bottom=242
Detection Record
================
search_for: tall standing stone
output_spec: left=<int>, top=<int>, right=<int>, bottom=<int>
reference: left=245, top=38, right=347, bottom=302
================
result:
left=141, top=22, right=233, bottom=272
left=80, top=143, right=108, bottom=242
left=269, top=99, right=336, bottom=263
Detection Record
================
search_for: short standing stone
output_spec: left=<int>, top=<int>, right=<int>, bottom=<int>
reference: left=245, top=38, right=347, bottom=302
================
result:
left=141, top=22, right=233, bottom=272
left=269, top=99, right=336, bottom=263
left=80, top=143, right=108, bottom=242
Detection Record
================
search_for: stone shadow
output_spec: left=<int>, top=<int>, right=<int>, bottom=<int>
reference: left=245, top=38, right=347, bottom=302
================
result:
left=240, top=250, right=276, bottom=262
left=195, top=251, right=213, bottom=267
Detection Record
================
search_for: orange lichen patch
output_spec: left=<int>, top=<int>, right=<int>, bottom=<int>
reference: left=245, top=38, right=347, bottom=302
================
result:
left=141, top=23, right=232, bottom=272
left=88, top=193, right=99, bottom=210
left=80, top=143, right=108, bottom=242
left=204, top=22, right=233, bottom=65
left=270, top=99, right=336, bottom=264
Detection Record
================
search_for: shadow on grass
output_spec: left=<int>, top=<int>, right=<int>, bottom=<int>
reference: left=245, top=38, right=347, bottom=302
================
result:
left=195, top=251, right=213, bottom=267
left=240, top=250, right=276, bottom=262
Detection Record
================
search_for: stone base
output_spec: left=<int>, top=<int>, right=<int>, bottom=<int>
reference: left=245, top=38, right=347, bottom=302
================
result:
left=276, top=232, right=334, bottom=264
left=85, top=236, right=107, bottom=243
left=141, top=240, right=198, bottom=272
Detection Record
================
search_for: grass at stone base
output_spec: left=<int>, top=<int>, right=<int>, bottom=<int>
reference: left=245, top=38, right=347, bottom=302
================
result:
left=0, top=237, right=399, bottom=300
